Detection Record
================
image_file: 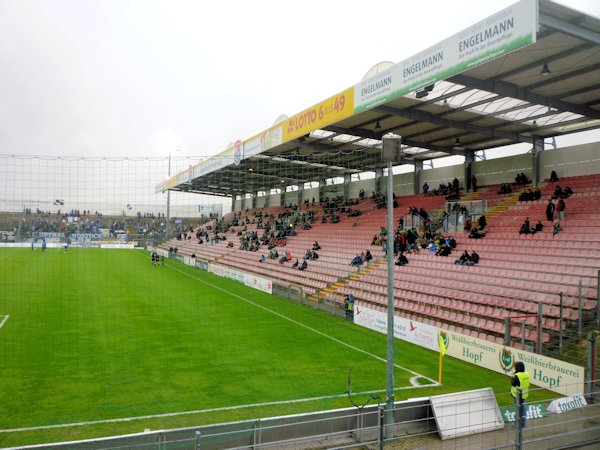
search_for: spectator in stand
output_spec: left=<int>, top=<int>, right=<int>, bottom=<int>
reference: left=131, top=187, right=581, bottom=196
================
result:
left=464, top=216, right=472, bottom=233
left=455, top=250, right=471, bottom=265
left=395, top=252, right=408, bottom=266
left=452, top=177, right=460, bottom=194
left=552, top=219, right=562, bottom=237
left=423, top=181, right=429, bottom=197
left=519, top=217, right=532, bottom=235
left=299, top=259, right=308, bottom=271
left=436, top=242, right=451, bottom=256
left=545, top=200, right=555, bottom=221
left=259, top=254, right=265, bottom=263
left=549, top=170, right=559, bottom=182
left=478, top=214, right=487, bottom=230
left=471, top=174, right=477, bottom=192
left=556, top=198, right=566, bottom=221
left=564, top=186, right=573, bottom=198
left=535, top=220, right=544, bottom=233
left=470, top=250, right=480, bottom=265
left=291, top=259, right=299, bottom=269
left=350, top=254, right=363, bottom=267
left=365, top=250, right=373, bottom=263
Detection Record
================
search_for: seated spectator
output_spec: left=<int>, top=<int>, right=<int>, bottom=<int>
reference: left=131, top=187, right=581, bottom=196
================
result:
left=448, top=236, right=456, bottom=249
left=553, top=185, right=564, bottom=198
left=553, top=219, right=562, bottom=236
left=535, top=220, right=543, bottom=232
left=549, top=170, right=559, bottom=182
left=564, top=186, right=573, bottom=197
left=464, top=216, right=472, bottom=233
left=436, top=243, right=451, bottom=257
left=468, top=227, right=486, bottom=239
left=470, top=250, right=480, bottom=265
left=455, top=250, right=471, bottom=265
left=259, top=254, right=265, bottom=263
left=365, top=250, right=373, bottom=262
left=291, top=259, right=299, bottom=269
left=310, top=250, right=319, bottom=260
left=269, top=249, right=279, bottom=259
left=371, top=235, right=380, bottom=246
left=227, top=241, right=234, bottom=248
left=299, top=259, right=308, bottom=271
left=519, top=218, right=532, bottom=235
left=395, top=252, right=408, bottom=266
left=427, top=241, right=437, bottom=255
left=350, top=254, right=363, bottom=267
left=279, top=255, right=287, bottom=264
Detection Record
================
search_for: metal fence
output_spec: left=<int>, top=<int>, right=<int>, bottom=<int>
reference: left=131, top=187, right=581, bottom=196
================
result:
left=11, top=382, right=600, bottom=450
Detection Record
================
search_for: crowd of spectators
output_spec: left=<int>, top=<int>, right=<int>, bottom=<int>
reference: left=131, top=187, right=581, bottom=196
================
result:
left=422, top=177, right=461, bottom=200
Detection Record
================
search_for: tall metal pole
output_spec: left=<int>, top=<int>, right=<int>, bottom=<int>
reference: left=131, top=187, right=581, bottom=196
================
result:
left=166, top=152, right=172, bottom=240
left=385, top=161, right=395, bottom=437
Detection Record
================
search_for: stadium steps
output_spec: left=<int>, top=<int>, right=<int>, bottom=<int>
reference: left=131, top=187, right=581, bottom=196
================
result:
left=308, top=258, right=386, bottom=302
left=485, top=191, right=522, bottom=218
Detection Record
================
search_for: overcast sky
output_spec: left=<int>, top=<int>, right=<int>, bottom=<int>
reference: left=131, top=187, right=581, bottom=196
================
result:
left=1, top=0, right=599, bottom=160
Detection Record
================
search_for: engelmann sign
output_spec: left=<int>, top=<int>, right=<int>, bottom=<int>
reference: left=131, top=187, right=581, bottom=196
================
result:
left=354, top=0, right=538, bottom=112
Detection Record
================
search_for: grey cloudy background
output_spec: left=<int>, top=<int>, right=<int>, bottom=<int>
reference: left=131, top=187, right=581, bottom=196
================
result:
left=2, top=0, right=598, bottom=160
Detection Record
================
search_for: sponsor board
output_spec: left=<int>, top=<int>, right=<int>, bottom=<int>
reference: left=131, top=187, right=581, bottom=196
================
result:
left=547, top=394, right=587, bottom=414
left=354, top=304, right=438, bottom=351
left=195, top=260, right=208, bottom=271
left=245, top=274, right=273, bottom=294
left=354, top=0, right=537, bottom=112
left=353, top=303, right=583, bottom=395
left=100, top=243, right=135, bottom=249
left=500, top=404, right=547, bottom=422
left=208, top=264, right=272, bottom=294
left=443, top=330, right=583, bottom=396
left=282, top=87, right=354, bottom=144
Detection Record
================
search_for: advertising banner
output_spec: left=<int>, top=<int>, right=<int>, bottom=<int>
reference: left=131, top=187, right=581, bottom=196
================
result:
left=499, top=404, right=547, bottom=422
left=442, top=330, right=584, bottom=396
left=354, top=0, right=537, bottom=112
left=354, top=303, right=584, bottom=395
left=282, top=87, right=354, bottom=143
left=244, top=273, right=273, bottom=294
left=547, top=394, right=588, bottom=414
left=353, top=304, right=439, bottom=351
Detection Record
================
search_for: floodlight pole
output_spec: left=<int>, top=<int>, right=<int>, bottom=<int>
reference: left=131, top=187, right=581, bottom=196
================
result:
left=385, top=160, right=395, bottom=437
left=166, top=153, right=172, bottom=240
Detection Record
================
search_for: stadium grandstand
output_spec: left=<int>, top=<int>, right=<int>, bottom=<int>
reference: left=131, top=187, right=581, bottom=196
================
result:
left=2, top=0, right=600, bottom=448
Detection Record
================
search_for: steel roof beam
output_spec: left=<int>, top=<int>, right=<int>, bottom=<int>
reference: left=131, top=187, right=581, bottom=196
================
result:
left=448, top=73, right=600, bottom=120
left=540, top=13, right=600, bottom=45
left=373, top=104, right=533, bottom=144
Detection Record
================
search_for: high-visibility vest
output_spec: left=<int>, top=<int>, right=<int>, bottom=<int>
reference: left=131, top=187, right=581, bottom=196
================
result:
left=511, top=371, right=530, bottom=399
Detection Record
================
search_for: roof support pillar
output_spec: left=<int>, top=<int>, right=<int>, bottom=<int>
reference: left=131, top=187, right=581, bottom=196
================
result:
left=465, top=150, right=475, bottom=193
left=413, top=161, right=423, bottom=195
left=297, top=183, right=304, bottom=206
left=375, top=168, right=384, bottom=196
left=231, top=193, right=237, bottom=213
left=280, top=188, right=286, bottom=208
left=344, top=174, right=351, bottom=201
left=319, top=179, right=326, bottom=202
left=252, top=192, right=257, bottom=210
left=532, top=136, right=545, bottom=188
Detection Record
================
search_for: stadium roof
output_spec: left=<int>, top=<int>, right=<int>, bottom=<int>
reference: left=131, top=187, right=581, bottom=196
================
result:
left=160, top=0, right=600, bottom=198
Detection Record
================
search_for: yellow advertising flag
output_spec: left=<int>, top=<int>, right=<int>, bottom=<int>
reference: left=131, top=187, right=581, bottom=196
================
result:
left=439, top=334, right=447, bottom=357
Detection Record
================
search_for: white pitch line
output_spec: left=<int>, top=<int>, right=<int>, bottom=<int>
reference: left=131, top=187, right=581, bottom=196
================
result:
left=0, top=383, right=438, bottom=434
left=145, top=252, right=438, bottom=386
left=0, top=315, right=9, bottom=329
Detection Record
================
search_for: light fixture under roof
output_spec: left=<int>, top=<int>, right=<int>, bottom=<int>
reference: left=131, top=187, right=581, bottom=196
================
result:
left=540, top=63, right=551, bottom=76
left=374, top=120, right=381, bottom=130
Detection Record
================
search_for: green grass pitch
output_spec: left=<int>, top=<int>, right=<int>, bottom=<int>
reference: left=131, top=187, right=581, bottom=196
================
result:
left=0, top=248, right=555, bottom=446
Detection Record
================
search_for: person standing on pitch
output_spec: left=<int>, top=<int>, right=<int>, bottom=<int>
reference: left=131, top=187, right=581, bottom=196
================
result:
left=511, top=361, right=530, bottom=428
